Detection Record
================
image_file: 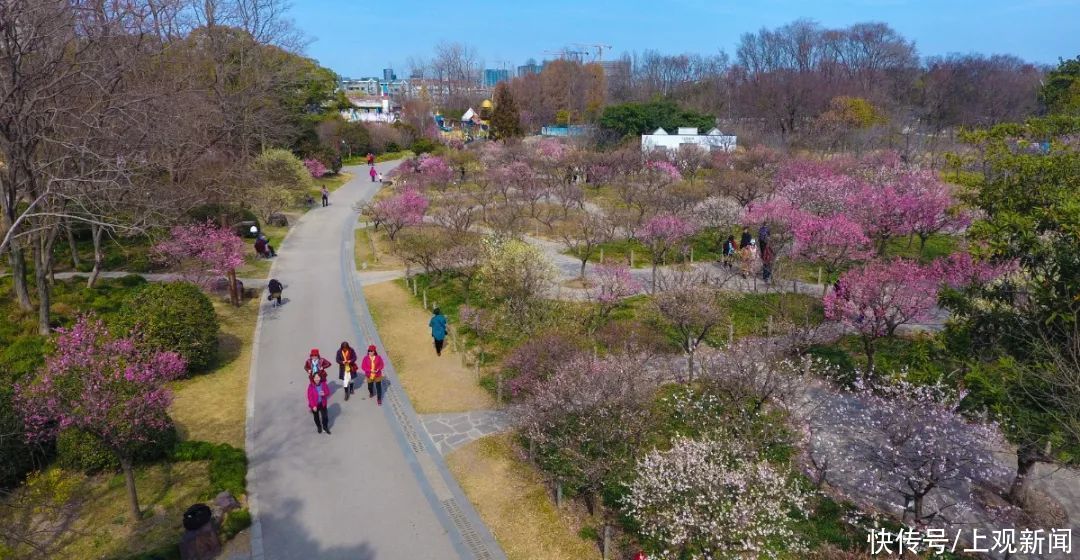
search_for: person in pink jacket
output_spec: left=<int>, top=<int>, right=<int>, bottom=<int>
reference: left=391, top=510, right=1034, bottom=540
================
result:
left=361, top=344, right=385, bottom=405
left=307, top=371, right=331, bottom=434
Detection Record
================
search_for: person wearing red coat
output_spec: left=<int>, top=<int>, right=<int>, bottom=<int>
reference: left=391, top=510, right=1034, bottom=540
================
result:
left=306, top=371, right=331, bottom=434
left=304, top=348, right=332, bottom=378
left=335, top=341, right=359, bottom=401
left=360, top=344, right=385, bottom=405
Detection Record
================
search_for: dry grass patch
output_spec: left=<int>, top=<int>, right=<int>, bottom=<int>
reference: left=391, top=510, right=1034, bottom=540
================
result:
left=169, top=298, right=259, bottom=448
left=363, top=280, right=494, bottom=413
left=5, top=462, right=213, bottom=560
left=447, top=434, right=600, bottom=560
left=354, top=226, right=405, bottom=272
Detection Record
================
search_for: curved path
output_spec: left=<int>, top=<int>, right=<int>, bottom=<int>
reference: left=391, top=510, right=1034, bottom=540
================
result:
left=245, top=163, right=505, bottom=560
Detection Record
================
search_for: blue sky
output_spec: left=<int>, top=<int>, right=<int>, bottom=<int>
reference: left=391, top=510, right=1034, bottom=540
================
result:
left=286, top=0, right=1079, bottom=77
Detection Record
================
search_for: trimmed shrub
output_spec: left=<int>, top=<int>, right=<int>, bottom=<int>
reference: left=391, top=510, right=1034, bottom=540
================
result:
left=56, top=422, right=177, bottom=473
left=410, top=138, right=438, bottom=155
left=186, top=204, right=260, bottom=237
left=220, top=508, right=252, bottom=540
left=114, top=282, right=219, bottom=373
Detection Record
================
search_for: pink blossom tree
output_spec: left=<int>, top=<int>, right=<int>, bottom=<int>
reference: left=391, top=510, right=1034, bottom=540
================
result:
left=586, top=264, right=641, bottom=330
left=638, top=213, right=700, bottom=291
left=154, top=221, right=246, bottom=305
left=823, top=259, right=941, bottom=370
left=15, top=316, right=187, bottom=520
left=791, top=214, right=873, bottom=273
left=625, top=436, right=810, bottom=559
left=303, top=158, right=328, bottom=178
left=368, top=187, right=429, bottom=241
left=416, top=154, right=453, bottom=189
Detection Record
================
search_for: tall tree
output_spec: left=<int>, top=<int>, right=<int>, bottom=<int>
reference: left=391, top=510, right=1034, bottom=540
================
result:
left=490, top=82, right=523, bottom=140
left=16, top=316, right=187, bottom=520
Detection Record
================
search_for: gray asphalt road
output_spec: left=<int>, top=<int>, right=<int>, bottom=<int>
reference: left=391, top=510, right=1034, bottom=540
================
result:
left=245, top=163, right=503, bottom=560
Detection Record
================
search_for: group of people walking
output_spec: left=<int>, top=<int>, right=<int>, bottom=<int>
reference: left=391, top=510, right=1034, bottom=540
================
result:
left=303, top=343, right=386, bottom=434
left=721, top=224, right=775, bottom=282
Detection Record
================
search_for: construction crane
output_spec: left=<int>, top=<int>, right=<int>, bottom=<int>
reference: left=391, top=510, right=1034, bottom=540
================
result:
left=573, top=43, right=613, bottom=62
left=542, top=49, right=589, bottom=63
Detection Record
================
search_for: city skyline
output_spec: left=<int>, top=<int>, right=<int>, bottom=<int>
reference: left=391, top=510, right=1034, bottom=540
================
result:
left=287, top=0, right=1079, bottom=78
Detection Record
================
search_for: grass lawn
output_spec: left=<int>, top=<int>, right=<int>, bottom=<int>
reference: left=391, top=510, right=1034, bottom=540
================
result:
left=806, top=332, right=957, bottom=386
left=354, top=225, right=405, bottom=272
left=363, top=280, right=494, bottom=413
left=570, top=229, right=727, bottom=269
left=446, top=435, right=601, bottom=560
left=787, top=233, right=961, bottom=283
left=51, top=232, right=160, bottom=274
left=169, top=298, right=260, bottom=448
left=21, top=461, right=213, bottom=560
left=312, top=171, right=353, bottom=196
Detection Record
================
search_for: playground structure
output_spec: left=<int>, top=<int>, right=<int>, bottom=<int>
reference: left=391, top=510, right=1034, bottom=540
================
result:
left=433, top=99, right=491, bottom=142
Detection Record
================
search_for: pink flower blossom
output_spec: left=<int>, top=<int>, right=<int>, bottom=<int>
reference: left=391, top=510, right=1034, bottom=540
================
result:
left=303, top=158, right=328, bottom=178
left=154, top=221, right=246, bottom=287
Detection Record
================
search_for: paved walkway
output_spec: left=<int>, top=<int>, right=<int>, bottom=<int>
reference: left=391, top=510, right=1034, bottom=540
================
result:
left=245, top=163, right=505, bottom=560
left=419, top=411, right=512, bottom=456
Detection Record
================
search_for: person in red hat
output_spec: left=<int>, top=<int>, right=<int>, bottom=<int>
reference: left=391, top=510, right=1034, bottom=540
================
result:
left=304, top=348, right=331, bottom=378
left=360, top=344, right=385, bottom=405
left=306, top=371, right=331, bottom=434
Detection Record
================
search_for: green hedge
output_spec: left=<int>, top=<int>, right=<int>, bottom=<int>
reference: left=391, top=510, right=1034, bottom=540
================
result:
left=220, top=508, right=252, bottom=540
left=56, top=423, right=179, bottom=474
left=169, top=441, right=247, bottom=498
left=113, top=282, right=219, bottom=373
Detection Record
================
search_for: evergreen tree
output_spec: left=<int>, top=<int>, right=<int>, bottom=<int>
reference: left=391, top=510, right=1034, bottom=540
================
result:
left=490, top=83, right=523, bottom=140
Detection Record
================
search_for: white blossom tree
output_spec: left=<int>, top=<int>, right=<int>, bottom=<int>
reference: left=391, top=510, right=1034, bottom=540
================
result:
left=624, top=436, right=810, bottom=560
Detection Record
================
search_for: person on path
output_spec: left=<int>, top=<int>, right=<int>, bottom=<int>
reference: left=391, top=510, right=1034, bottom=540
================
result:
left=761, top=243, right=775, bottom=283
left=304, top=348, right=332, bottom=379
left=260, top=233, right=276, bottom=256
left=361, top=344, right=385, bottom=405
left=321, top=186, right=329, bottom=207
left=739, top=239, right=758, bottom=278
left=721, top=235, right=737, bottom=268
left=366, top=152, right=374, bottom=165
left=336, top=341, right=359, bottom=400
left=429, top=308, right=448, bottom=356
left=739, top=227, right=752, bottom=249
left=369, top=165, right=378, bottom=182
left=758, top=224, right=771, bottom=254
left=307, top=371, right=331, bottom=434
left=267, top=278, right=283, bottom=306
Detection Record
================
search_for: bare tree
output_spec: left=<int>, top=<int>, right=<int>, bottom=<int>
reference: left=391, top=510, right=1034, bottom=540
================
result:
left=653, top=272, right=727, bottom=381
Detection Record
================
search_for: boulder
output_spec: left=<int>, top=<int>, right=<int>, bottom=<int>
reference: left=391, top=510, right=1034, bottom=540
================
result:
left=179, top=521, right=221, bottom=560
left=213, top=491, right=241, bottom=516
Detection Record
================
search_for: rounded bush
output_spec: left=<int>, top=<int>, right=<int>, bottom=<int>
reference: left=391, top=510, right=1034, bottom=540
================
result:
left=221, top=508, right=252, bottom=540
left=57, top=428, right=119, bottom=473
left=114, top=282, right=219, bottom=373
left=56, top=422, right=178, bottom=473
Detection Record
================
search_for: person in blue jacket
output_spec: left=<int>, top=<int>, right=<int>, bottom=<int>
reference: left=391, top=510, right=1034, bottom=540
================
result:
left=429, top=307, right=448, bottom=356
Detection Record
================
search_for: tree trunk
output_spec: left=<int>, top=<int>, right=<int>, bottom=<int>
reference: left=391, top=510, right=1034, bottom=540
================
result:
left=120, top=456, right=141, bottom=521
left=87, top=224, right=104, bottom=288
left=863, top=336, right=876, bottom=374
left=1008, top=443, right=1041, bottom=504
left=7, top=243, right=33, bottom=310
left=228, top=269, right=239, bottom=307
left=66, top=220, right=81, bottom=269
left=651, top=262, right=658, bottom=293
left=33, top=240, right=51, bottom=335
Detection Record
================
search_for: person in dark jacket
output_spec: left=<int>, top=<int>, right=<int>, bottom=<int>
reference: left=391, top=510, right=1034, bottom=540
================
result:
left=761, top=243, right=776, bottom=282
left=307, top=371, right=331, bottom=434
left=267, top=278, right=283, bottom=306
left=721, top=235, right=737, bottom=268
left=739, top=227, right=752, bottom=249
left=758, top=224, right=771, bottom=254
left=336, top=341, right=359, bottom=400
left=429, top=308, right=448, bottom=356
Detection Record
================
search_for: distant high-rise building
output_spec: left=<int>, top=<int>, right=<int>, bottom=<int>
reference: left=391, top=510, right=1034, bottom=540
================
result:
left=516, top=59, right=541, bottom=77
left=382, top=68, right=396, bottom=81
left=484, top=68, right=510, bottom=88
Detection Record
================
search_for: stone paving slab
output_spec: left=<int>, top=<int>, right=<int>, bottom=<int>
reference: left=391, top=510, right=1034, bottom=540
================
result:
left=420, top=410, right=512, bottom=456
